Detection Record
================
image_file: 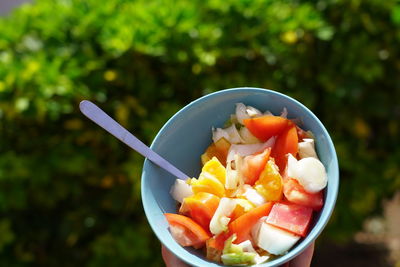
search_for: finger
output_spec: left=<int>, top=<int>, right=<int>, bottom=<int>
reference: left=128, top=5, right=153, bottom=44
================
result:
left=161, top=245, right=189, bottom=267
left=289, top=242, right=315, bottom=267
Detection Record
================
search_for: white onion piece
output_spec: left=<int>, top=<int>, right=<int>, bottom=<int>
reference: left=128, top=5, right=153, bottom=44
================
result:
left=287, top=155, right=328, bottom=193
left=298, top=138, right=318, bottom=159
left=212, top=124, right=243, bottom=144
left=239, top=127, right=260, bottom=144
left=226, top=137, right=275, bottom=163
left=235, top=103, right=249, bottom=125
left=286, top=154, right=298, bottom=178
left=243, top=186, right=266, bottom=206
left=230, top=114, right=239, bottom=125
left=251, top=216, right=268, bottom=242
left=237, top=240, right=256, bottom=252
left=210, top=198, right=237, bottom=235
left=237, top=240, right=270, bottom=264
left=170, top=179, right=193, bottom=203
left=256, top=223, right=300, bottom=255
left=246, top=106, right=262, bottom=117
left=225, top=154, right=244, bottom=190
left=235, top=103, right=262, bottom=124
left=212, top=127, right=230, bottom=143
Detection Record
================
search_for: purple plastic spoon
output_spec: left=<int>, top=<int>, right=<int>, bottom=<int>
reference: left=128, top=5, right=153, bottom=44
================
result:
left=79, top=100, right=189, bottom=180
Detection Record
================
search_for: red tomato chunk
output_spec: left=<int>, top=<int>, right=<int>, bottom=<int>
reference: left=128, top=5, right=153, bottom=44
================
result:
left=165, top=213, right=211, bottom=248
left=243, top=115, right=293, bottom=141
left=270, top=125, right=298, bottom=173
left=266, top=203, right=313, bottom=237
left=283, top=178, right=324, bottom=211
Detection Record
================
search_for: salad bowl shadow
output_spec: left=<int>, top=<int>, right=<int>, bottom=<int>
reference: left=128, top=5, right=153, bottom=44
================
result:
left=141, top=87, right=339, bottom=267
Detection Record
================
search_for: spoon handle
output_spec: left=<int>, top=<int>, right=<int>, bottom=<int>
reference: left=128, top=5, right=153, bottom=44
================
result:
left=79, top=100, right=189, bottom=180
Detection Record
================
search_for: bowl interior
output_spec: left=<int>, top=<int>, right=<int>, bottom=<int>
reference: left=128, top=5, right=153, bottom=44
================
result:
left=141, top=88, right=339, bottom=266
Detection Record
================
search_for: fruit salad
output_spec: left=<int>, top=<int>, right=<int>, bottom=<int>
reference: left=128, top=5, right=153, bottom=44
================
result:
left=165, top=103, right=328, bottom=265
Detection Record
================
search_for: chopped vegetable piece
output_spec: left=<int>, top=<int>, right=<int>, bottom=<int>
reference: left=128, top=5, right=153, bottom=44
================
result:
left=213, top=124, right=243, bottom=144
left=236, top=103, right=262, bottom=125
left=298, top=138, right=318, bottom=159
left=239, top=126, right=260, bottom=144
left=190, top=162, right=226, bottom=197
left=229, top=202, right=273, bottom=243
left=242, top=148, right=271, bottom=185
left=254, top=159, right=283, bottom=201
left=225, top=154, right=244, bottom=190
left=286, top=154, right=328, bottom=193
left=206, top=237, right=223, bottom=262
left=243, top=115, right=293, bottom=142
left=271, top=125, right=298, bottom=172
left=201, top=144, right=219, bottom=165
left=296, top=125, right=311, bottom=141
left=241, top=185, right=267, bottom=206
left=266, top=203, right=313, bottom=237
left=180, top=192, right=220, bottom=231
left=255, top=222, right=301, bottom=255
left=201, top=138, right=231, bottom=166
left=215, top=137, right=232, bottom=153
left=201, top=157, right=226, bottom=185
left=283, top=178, right=323, bottom=211
left=165, top=213, right=211, bottom=248
left=210, top=197, right=237, bottom=235
left=170, top=179, right=193, bottom=203
left=230, top=199, right=255, bottom=221
left=207, top=232, right=231, bottom=252
left=235, top=239, right=270, bottom=264
left=227, top=137, right=275, bottom=162
left=190, top=176, right=225, bottom=197
left=221, top=235, right=258, bottom=266
left=250, top=216, right=267, bottom=241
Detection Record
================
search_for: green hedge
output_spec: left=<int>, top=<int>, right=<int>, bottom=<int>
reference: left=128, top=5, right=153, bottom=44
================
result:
left=1, top=0, right=400, bottom=265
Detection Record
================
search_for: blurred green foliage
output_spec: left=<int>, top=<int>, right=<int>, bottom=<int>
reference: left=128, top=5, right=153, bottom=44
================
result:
left=1, top=0, right=400, bottom=265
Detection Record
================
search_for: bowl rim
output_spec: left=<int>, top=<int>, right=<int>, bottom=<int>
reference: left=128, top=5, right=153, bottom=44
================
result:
left=141, top=87, right=339, bottom=267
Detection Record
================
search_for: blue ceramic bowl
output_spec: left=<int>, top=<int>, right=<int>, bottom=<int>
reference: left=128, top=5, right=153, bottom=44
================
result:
left=141, top=88, right=339, bottom=267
